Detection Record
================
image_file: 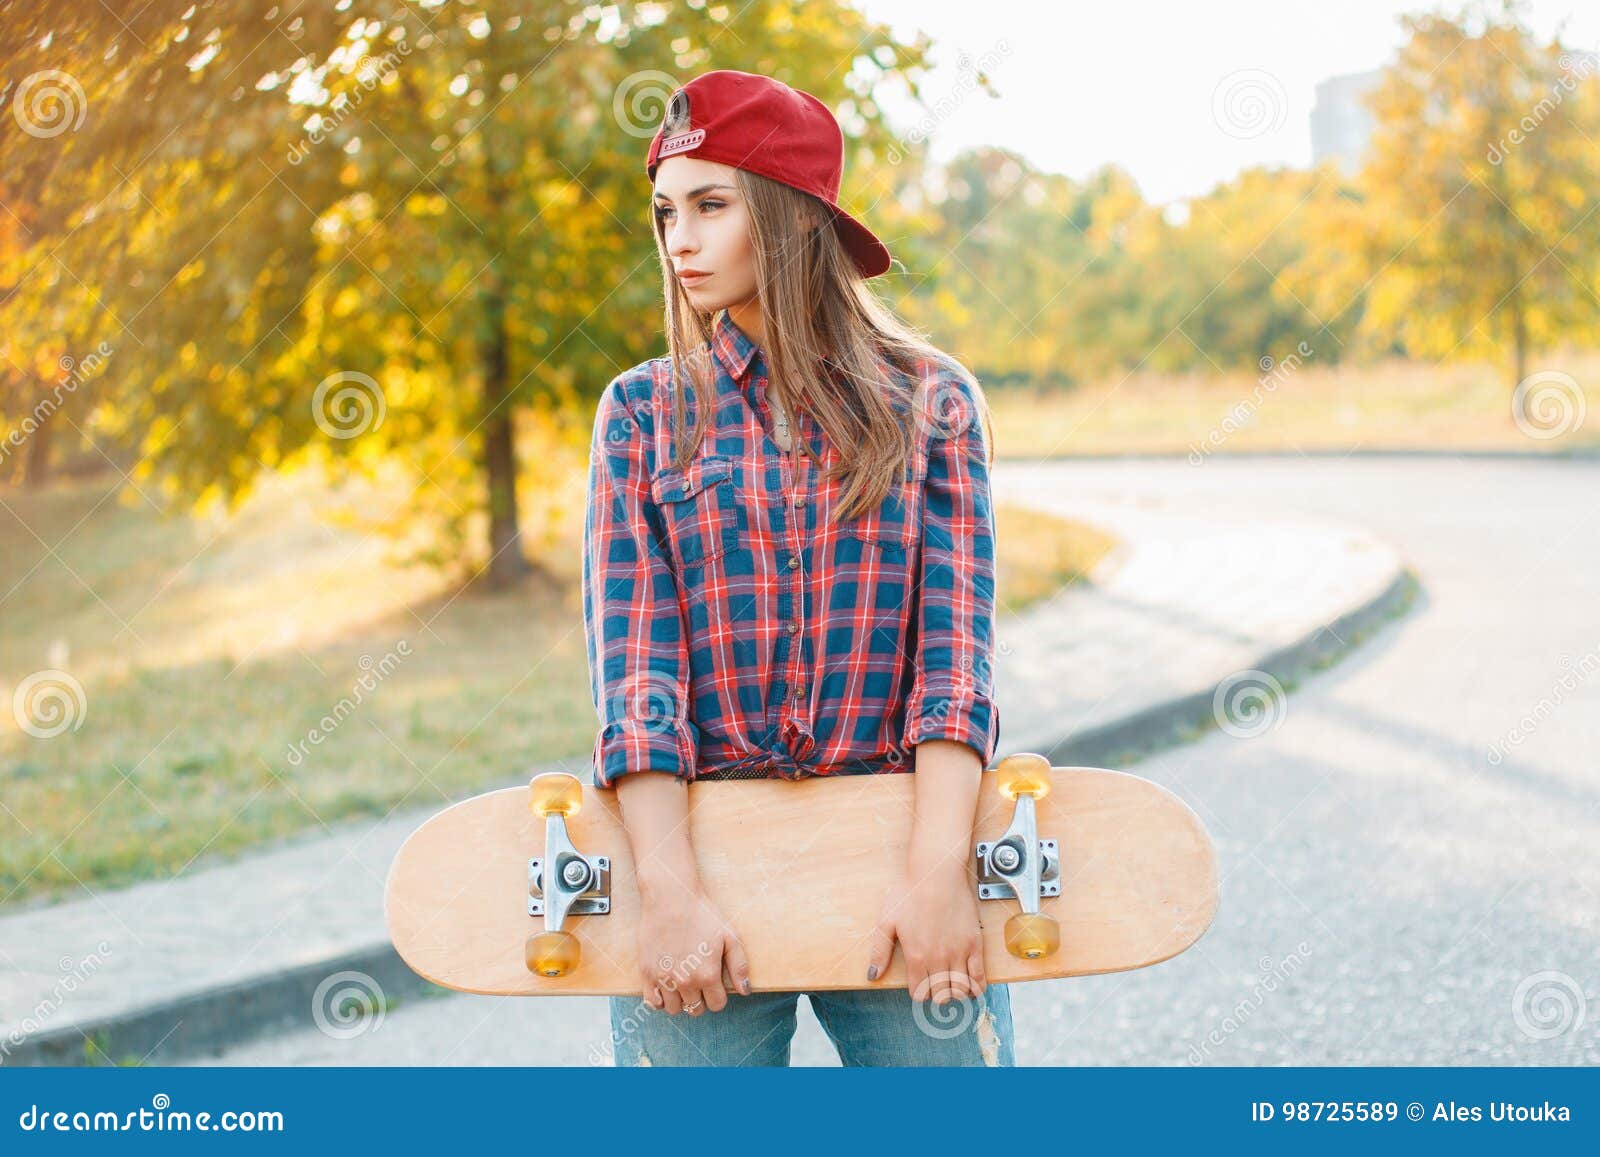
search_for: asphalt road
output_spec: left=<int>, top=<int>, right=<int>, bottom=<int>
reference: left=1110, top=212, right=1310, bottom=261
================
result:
left=190, top=454, right=1600, bottom=1066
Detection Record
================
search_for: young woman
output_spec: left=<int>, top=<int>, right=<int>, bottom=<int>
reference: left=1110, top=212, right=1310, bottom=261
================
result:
left=582, top=69, right=1013, bottom=1066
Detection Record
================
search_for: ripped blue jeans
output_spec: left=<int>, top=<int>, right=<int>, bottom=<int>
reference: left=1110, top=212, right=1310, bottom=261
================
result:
left=604, top=982, right=1015, bottom=1066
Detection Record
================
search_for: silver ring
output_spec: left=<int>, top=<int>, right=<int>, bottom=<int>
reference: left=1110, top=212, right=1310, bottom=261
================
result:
left=683, top=998, right=703, bottom=1012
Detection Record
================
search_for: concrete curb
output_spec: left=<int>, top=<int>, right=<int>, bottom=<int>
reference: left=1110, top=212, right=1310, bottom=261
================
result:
left=10, top=944, right=427, bottom=1068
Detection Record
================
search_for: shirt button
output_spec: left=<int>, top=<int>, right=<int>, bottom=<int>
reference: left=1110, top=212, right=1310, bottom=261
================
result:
left=792, top=495, right=805, bottom=508
left=786, top=621, right=799, bottom=634
left=787, top=557, right=799, bottom=570
left=793, top=684, right=806, bottom=698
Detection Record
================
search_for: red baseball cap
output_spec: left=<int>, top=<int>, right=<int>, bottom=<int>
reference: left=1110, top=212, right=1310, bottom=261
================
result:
left=646, top=70, right=893, bottom=279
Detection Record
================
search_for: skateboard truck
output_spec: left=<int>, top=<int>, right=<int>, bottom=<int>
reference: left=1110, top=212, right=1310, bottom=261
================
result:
left=524, top=772, right=609, bottom=977
left=979, top=753, right=1063, bottom=960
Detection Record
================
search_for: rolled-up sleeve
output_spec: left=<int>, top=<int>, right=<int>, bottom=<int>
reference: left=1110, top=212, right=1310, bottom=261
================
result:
left=903, top=368, right=1002, bottom=768
left=583, top=376, right=698, bottom=787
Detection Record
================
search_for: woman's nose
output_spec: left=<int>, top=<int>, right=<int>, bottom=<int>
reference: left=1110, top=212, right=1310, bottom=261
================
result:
left=667, top=219, right=696, bottom=255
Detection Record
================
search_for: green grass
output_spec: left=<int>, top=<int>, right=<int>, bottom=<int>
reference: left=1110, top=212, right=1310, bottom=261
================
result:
left=995, top=503, right=1116, bottom=613
left=0, top=467, right=1102, bottom=908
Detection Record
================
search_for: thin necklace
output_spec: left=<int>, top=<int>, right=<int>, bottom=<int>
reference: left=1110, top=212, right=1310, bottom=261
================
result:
left=767, top=386, right=792, bottom=444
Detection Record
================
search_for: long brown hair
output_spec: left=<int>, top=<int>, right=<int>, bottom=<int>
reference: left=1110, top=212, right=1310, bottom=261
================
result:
left=652, top=111, right=995, bottom=522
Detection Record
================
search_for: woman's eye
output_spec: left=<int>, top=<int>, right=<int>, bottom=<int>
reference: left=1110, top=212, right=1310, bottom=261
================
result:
left=654, top=199, right=724, bottom=223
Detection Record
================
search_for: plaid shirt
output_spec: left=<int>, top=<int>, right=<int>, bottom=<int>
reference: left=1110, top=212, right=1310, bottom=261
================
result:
left=583, top=309, right=999, bottom=785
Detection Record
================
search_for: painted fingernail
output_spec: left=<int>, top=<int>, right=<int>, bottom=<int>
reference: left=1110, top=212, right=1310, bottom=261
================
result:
left=741, top=979, right=750, bottom=994
left=867, top=964, right=878, bottom=981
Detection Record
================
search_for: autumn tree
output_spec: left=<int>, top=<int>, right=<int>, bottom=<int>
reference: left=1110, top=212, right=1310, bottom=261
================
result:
left=1, top=0, right=929, bottom=586
left=1355, top=1, right=1600, bottom=387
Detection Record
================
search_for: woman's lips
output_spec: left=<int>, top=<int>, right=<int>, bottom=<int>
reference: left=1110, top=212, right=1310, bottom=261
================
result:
left=678, top=271, right=712, bottom=284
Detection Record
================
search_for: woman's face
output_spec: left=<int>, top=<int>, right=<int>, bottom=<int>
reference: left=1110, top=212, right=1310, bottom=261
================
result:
left=652, top=155, right=758, bottom=313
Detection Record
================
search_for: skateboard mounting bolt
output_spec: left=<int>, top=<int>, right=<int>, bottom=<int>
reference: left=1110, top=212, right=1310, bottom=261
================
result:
left=562, top=860, right=592, bottom=889
left=992, top=844, right=1021, bottom=872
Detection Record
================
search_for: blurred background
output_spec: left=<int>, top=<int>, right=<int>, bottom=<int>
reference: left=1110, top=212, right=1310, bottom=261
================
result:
left=1, top=0, right=1597, bottom=1067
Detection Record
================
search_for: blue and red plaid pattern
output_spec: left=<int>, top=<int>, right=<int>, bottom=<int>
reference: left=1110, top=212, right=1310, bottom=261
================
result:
left=583, top=309, right=1000, bottom=785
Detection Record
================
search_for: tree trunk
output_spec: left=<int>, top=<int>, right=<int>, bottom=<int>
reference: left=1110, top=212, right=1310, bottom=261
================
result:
left=480, top=291, right=531, bottom=589
left=1510, top=299, right=1527, bottom=391
left=23, top=401, right=52, bottom=487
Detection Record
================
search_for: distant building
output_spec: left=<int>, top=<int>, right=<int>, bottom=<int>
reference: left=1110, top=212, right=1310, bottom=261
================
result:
left=1310, top=68, right=1385, bottom=174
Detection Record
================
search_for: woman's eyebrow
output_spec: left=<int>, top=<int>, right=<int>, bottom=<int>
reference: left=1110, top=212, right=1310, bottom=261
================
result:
left=653, top=183, right=738, bottom=202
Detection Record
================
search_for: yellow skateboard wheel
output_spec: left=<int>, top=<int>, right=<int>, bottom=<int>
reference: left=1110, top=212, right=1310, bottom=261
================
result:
left=996, top=753, right=1052, bottom=801
left=1004, top=912, right=1061, bottom=960
left=525, top=930, right=581, bottom=977
left=528, top=772, right=583, bottom=817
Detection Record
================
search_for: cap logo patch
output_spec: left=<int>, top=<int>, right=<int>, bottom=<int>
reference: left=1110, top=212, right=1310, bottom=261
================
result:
left=657, top=128, right=705, bottom=159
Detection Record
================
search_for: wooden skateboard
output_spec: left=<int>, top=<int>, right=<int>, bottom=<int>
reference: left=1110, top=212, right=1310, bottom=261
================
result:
left=384, top=753, right=1219, bottom=996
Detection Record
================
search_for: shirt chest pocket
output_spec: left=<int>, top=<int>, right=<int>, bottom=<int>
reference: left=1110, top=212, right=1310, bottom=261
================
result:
left=839, top=468, right=920, bottom=553
left=651, top=456, right=740, bottom=572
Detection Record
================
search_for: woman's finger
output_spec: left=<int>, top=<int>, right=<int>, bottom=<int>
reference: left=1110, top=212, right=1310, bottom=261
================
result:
left=700, top=961, right=730, bottom=1013
left=959, top=967, right=982, bottom=1002
left=723, top=933, right=753, bottom=995
left=678, top=983, right=709, bottom=1016
left=957, top=951, right=985, bottom=1000
left=865, top=918, right=895, bottom=983
left=940, top=963, right=968, bottom=1003
left=907, top=962, right=930, bottom=1005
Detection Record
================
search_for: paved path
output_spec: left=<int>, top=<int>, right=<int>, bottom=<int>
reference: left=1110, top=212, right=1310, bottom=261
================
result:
left=1, top=456, right=1408, bottom=1065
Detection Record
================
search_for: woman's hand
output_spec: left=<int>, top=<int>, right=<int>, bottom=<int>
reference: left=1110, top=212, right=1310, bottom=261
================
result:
left=864, top=849, right=987, bottom=1005
left=636, top=880, right=752, bottom=1016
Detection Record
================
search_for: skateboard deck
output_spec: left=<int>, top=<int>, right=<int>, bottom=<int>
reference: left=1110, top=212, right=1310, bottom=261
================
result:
left=385, top=754, right=1218, bottom=996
